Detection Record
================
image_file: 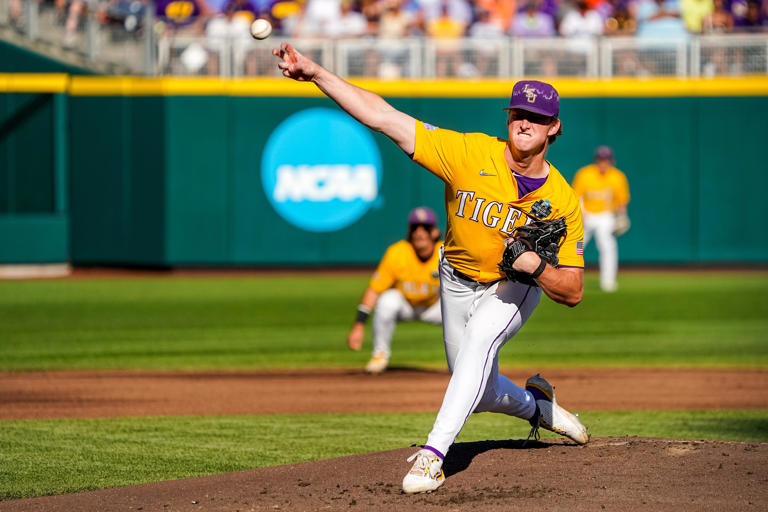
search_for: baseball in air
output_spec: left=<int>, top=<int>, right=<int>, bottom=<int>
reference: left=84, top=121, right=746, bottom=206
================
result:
left=250, top=18, right=272, bottom=39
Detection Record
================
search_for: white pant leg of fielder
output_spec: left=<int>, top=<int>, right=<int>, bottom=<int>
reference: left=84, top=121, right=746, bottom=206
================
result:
left=592, top=212, right=618, bottom=291
left=372, top=289, right=415, bottom=358
left=425, top=257, right=541, bottom=457
left=582, top=213, right=596, bottom=247
left=584, top=212, right=618, bottom=291
left=415, top=298, right=442, bottom=326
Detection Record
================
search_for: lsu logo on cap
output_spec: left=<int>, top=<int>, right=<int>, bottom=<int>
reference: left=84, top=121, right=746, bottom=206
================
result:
left=261, top=108, right=382, bottom=232
left=523, top=84, right=537, bottom=103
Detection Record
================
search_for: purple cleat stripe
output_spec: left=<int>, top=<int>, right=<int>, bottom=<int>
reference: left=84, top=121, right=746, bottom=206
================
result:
left=424, top=445, right=445, bottom=459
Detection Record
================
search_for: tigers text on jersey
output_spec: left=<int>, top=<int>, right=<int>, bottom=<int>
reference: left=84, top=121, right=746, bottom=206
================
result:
left=369, top=240, right=443, bottom=308
left=572, top=164, right=630, bottom=214
left=413, top=120, right=584, bottom=283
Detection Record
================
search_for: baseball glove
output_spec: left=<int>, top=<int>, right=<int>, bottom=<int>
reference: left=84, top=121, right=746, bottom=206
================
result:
left=498, top=217, right=567, bottom=286
left=613, top=213, right=631, bottom=237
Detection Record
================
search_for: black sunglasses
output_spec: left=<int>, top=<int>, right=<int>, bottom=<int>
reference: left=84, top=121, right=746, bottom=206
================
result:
left=507, top=109, right=556, bottom=125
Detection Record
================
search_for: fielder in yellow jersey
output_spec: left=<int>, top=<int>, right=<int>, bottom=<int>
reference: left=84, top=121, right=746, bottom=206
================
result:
left=347, top=207, right=443, bottom=374
left=572, top=145, right=631, bottom=292
left=369, top=239, right=441, bottom=308
left=274, top=42, right=589, bottom=495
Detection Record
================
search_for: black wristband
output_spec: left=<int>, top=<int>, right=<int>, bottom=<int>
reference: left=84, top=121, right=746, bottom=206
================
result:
left=355, top=305, right=371, bottom=323
left=529, top=259, right=547, bottom=280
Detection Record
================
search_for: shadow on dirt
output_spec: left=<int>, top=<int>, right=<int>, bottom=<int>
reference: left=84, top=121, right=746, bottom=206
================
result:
left=442, top=439, right=551, bottom=476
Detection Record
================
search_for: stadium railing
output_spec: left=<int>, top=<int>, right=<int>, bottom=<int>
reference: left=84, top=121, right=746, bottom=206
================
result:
left=150, top=34, right=768, bottom=79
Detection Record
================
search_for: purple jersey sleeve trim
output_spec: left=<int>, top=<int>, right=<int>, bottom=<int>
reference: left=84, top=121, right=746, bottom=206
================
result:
left=558, top=265, right=584, bottom=269
left=408, top=152, right=414, bottom=159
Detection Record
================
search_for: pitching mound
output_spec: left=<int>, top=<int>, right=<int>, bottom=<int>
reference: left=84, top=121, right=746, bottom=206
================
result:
left=4, top=437, right=766, bottom=511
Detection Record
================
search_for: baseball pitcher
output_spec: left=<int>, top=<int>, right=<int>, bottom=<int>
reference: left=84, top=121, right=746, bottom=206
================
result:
left=273, top=43, right=589, bottom=494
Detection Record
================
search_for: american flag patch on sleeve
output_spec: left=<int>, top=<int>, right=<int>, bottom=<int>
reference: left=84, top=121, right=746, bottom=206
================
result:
left=576, top=241, right=584, bottom=256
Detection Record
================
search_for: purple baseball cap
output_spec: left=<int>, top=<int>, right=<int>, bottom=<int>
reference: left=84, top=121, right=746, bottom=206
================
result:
left=504, top=80, right=560, bottom=117
left=594, top=145, right=614, bottom=161
left=408, top=207, right=438, bottom=227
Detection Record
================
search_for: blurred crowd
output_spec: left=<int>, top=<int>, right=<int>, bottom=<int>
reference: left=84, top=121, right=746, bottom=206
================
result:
left=7, top=0, right=768, bottom=76
left=157, top=0, right=768, bottom=37
left=12, top=0, right=768, bottom=43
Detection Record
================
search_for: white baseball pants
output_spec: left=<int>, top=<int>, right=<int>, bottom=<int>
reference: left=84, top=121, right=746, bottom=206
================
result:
left=425, top=254, right=541, bottom=457
left=583, top=212, right=618, bottom=292
left=372, top=289, right=442, bottom=358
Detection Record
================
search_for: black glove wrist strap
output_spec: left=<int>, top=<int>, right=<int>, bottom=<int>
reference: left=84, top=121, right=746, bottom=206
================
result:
left=529, top=258, right=547, bottom=280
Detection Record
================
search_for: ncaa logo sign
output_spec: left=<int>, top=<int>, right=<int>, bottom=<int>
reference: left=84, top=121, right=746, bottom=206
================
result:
left=261, top=108, right=382, bottom=232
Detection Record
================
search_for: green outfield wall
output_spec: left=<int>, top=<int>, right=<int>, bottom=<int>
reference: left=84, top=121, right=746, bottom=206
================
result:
left=0, top=75, right=69, bottom=263
left=2, top=75, right=767, bottom=265
left=0, top=40, right=86, bottom=264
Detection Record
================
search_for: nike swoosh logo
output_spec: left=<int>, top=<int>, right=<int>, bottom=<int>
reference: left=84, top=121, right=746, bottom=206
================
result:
left=479, top=169, right=496, bottom=176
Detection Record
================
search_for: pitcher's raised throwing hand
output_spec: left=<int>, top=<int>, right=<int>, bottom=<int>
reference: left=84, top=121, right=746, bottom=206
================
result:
left=272, top=43, right=319, bottom=82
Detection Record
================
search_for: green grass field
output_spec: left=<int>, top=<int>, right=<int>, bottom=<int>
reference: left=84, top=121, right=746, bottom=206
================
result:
left=1, top=272, right=767, bottom=370
left=1, top=271, right=767, bottom=499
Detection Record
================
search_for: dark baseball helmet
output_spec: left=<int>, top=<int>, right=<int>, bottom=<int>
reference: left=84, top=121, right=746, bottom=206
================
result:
left=407, top=207, right=438, bottom=228
left=407, top=207, right=441, bottom=241
left=594, top=145, right=615, bottom=162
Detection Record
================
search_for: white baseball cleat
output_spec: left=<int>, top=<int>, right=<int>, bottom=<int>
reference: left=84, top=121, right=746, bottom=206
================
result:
left=365, top=351, right=389, bottom=374
left=402, top=448, right=445, bottom=493
left=526, top=374, right=590, bottom=445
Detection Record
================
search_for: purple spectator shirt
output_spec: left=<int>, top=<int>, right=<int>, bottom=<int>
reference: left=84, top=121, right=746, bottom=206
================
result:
left=156, top=0, right=201, bottom=25
left=222, top=0, right=259, bottom=16
left=511, top=10, right=556, bottom=37
left=518, top=0, right=558, bottom=19
left=725, top=0, right=750, bottom=26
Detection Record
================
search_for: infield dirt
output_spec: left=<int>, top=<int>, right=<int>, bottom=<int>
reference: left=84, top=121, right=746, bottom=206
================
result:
left=2, top=368, right=766, bottom=419
left=2, top=368, right=767, bottom=511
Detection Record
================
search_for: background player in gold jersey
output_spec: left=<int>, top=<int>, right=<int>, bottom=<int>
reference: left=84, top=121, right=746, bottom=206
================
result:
left=347, top=207, right=443, bottom=374
left=274, top=42, right=589, bottom=495
left=572, top=146, right=631, bottom=292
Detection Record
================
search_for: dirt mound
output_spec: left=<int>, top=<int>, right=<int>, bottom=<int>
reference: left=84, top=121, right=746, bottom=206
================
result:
left=3, top=369, right=767, bottom=510
left=4, top=437, right=766, bottom=511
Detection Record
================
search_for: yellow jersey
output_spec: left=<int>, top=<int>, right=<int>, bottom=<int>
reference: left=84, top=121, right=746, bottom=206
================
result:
left=369, top=240, right=443, bottom=308
left=413, top=121, right=584, bottom=283
left=572, top=164, right=630, bottom=214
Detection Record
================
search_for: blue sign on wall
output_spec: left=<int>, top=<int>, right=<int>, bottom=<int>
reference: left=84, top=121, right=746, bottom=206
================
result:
left=261, top=108, right=382, bottom=233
